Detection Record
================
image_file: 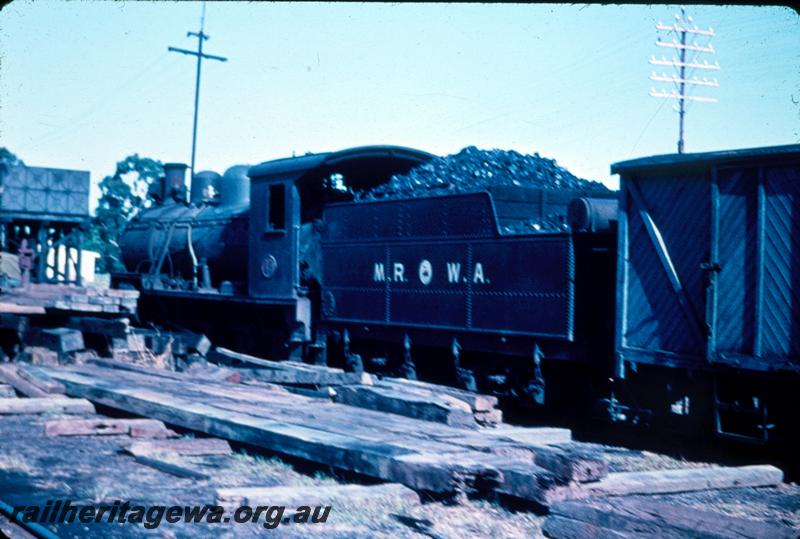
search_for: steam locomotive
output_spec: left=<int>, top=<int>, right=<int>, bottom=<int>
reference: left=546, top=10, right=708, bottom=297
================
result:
left=114, top=144, right=800, bottom=445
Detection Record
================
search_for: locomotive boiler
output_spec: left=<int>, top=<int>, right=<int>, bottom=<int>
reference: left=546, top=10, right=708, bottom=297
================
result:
left=119, top=163, right=250, bottom=289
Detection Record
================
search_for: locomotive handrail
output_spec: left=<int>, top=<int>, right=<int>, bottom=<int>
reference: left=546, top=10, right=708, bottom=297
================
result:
left=151, top=205, right=195, bottom=277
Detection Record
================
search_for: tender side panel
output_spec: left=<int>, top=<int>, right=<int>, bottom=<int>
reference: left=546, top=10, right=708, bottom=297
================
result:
left=383, top=242, right=469, bottom=329
left=469, top=238, right=573, bottom=337
left=322, top=238, right=573, bottom=339
left=322, top=244, right=388, bottom=323
left=323, top=192, right=497, bottom=242
left=322, top=193, right=574, bottom=340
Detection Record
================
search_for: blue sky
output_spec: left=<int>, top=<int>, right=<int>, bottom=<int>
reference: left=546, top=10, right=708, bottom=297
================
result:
left=1, top=2, right=797, bottom=209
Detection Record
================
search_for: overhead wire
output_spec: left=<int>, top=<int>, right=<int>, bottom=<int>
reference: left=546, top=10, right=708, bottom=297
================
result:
left=629, top=97, right=670, bottom=156
left=449, top=26, right=657, bottom=134
left=23, top=51, right=174, bottom=150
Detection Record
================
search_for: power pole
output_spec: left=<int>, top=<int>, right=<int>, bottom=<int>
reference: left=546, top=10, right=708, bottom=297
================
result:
left=649, top=7, right=719, bottom=153
left=168, top=2, right=227, bottom=178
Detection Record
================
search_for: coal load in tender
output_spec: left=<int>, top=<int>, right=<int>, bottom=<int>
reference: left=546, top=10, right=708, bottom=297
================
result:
left=357, top=146, right=612, bottom=233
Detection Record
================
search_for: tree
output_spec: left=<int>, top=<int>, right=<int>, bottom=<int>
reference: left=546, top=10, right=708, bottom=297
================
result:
left=0, top=147, right=24, bottom=178
left=87, top=154, right=163, bottom=272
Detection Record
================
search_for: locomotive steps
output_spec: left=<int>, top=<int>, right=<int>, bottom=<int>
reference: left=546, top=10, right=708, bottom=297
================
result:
left=19, top=358, right=786, bottom=509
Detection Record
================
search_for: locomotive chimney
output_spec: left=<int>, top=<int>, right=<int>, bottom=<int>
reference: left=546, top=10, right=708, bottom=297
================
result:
left=163, top=163, right=188, bottom=203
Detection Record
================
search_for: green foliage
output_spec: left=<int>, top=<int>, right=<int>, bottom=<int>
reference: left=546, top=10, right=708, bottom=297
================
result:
left=0, top=147, right=24, bottom=178
left=87, top=154, right=163, bottom=272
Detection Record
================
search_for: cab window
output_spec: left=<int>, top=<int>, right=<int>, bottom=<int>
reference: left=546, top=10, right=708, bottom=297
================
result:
left=266, top=184, right=285, bottom=231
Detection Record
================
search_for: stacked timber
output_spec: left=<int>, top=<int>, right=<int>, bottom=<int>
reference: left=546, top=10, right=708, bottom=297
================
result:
left=372, top=376, right=503, bottom=427
left=88, top=357, right=241, bottom=384
left=0, top=397, right=94, bottom=415
left=45, top=418, right=178, bottom=438
left=171, top=331, right=212, bottom=358
left=0, top=302, right=143, bottom=368
left=332, top=383, right=478, bottom=428
left=0, top=383, right=15, bottom=397
left=331, top=378, right=503, bottom=428
left=15, top=327, right=85, bottom=365
left=39, top=362, right=564, bottom=499
left=208, top=347, right=372, bottom=386
left=0, top=364, right=62, bottom=397
left=0, top=284, right=140, bottom=366
left=108, top=329, right=175, bottom=368
left=5, top=311, right=217, bottom=372
left=37, top=363, right=786, bottom=508
left=543, top=497, right=797, bottom=539
left=13, top=319, right=501, bottom=429
left=7, top=323, right=115, bottom=366
left=123, top=438, right=232, bottom=457
left=103, top=328, right=214, bottom=370
left=0, top=283, right=138, bottom=314
left=208, top=347, right=503, bottom=428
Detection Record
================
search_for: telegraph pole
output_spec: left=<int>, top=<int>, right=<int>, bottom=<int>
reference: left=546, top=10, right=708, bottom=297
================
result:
left=649, top=7, right=719, bottom=153
left=168, top=3, right=227, bottom=177
left=677, top=22, right=687, bottom=154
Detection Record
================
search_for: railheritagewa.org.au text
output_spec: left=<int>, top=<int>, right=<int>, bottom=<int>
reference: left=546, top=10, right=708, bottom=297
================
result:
left=11, top=499, right=332, bottom=530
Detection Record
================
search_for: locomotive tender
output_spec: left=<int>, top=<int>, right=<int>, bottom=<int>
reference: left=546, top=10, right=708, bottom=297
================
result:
left=115, top=143, right=800, bottom=444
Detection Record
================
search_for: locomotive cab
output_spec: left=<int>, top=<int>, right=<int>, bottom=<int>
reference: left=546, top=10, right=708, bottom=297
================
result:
left=247, top=174, right=300, bottom=301
left=244, top=146, right=436, bottom=355
left=246, top=146, right=436, bottom=300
